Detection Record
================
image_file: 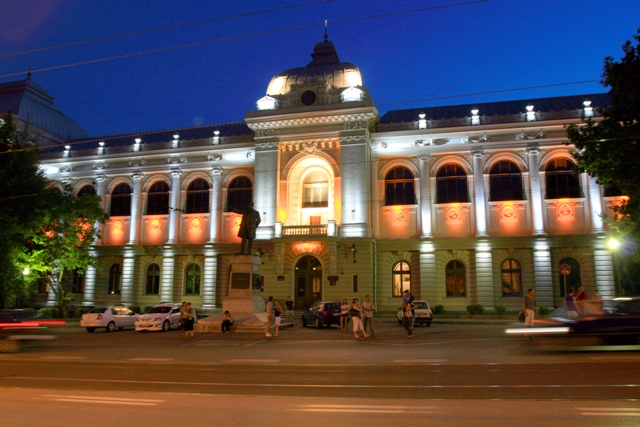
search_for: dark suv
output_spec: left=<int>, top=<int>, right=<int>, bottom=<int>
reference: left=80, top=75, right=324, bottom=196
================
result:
left=301, top=301, right=342, bottom=329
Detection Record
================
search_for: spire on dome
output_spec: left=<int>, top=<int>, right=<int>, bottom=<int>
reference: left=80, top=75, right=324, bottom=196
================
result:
left=307, top=22, right=340, bottom=67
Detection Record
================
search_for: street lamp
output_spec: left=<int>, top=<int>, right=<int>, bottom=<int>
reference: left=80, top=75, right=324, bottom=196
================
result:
left=607, top=237, right=622, bottom=296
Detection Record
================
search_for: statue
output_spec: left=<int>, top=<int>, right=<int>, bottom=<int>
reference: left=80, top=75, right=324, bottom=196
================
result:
left=231, top=202, right=261, bottom=254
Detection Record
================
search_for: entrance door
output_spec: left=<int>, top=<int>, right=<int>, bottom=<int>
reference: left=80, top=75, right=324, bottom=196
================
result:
left=294, top=255, right=322, bottom=310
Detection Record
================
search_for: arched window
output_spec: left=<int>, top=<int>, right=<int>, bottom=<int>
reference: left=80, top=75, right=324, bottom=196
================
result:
left=445, top=260, right=466, bottom=297
left=302, top=171, right=328, bottom=208
left=147, top=181, right=170, bottom=215
left=108, top=264, right=122, bottom=295
left=546, top=158, right=580, bottom=199
left=385, top=167, right=415, bottom=205
left=77, top=184, right=96, bottom=197
left=145, top=263, right=160, bottom=295
left=392, top=261, right=411, bottom=296
left=558, top=257, right=581, bottom=297
left=110, top=183, right=132, bottom=216
left=436, top=164, right=468, bottom=203
left=490, top=161, right=523, bottom=201
left=501, top=259, right=522, bottom=296
left=227, top=176, right=253, bottom=212
left=185, top=264, right=201, bottom=295
left=185, top=178, right=210, bottom=213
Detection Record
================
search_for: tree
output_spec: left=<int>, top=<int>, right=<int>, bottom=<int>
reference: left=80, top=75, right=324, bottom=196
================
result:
left=26, top=183, right=108, bottom=318
left=566, top=29, right=640, bottom=259
left=0, top=113, right=54, bottom=308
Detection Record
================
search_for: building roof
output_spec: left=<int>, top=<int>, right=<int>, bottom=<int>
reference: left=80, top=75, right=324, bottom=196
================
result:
left=0, top=77, right=88, bottom=141
left=379, top=93, right=611, bottom=129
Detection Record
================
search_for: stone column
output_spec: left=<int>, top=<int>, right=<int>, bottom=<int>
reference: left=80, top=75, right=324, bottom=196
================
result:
left=209, top=167, right=223, bottom=243
left=472, top=150, right=488, bottom=237
left=419, top=250, right=436, bottom=303
left=254, top=144, right=278, bottom=240
left=121, top=254, right=135, bottom=306
left=83, top=265, right=97, bottom=307
left=202, top=254, right=218, bottom=310
left=419, top=155, right=432, bottom=238
left=128, top=173, right=142, bottom=245
left=475, top=248, right=494, bottom=310
left=533, top=245, right=553, bottom=308
left=167, top=169, right=181, bottom=244
left=93, top=174, right=105, bottom=244
left=160, top=255, right=175, bottom=302
left=593, top=249, right=615, bottom=299
left=526, top=147, right=545, bottom=235
left=340, top=135, right=369, bottom=238
left=587, top=176, right=604, bottom=233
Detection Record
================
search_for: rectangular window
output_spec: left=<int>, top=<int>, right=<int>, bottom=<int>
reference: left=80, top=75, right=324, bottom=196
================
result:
left=352, top=275, right=358, bottom=293
left=309, top=216, right=321, bottom=225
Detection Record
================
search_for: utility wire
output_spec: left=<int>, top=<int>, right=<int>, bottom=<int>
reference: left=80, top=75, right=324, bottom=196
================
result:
left=0, top=0, right=333, bottom=60
left=0, top=0, right=489, bottom=79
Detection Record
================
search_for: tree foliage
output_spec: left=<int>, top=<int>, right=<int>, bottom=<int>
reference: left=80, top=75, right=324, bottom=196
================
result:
left=566, top=29, right=640, bottom=258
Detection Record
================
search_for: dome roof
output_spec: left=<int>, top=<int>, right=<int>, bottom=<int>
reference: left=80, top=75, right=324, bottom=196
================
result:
left=0, top=77, right=88, bottom=142
left=266, top=37, right=363, bottom=96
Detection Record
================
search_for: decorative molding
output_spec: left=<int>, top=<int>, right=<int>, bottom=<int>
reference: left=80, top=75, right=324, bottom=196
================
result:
left=413, top=138, right=433, bottom=147
left=166, top=156, right=186, bottom=164
left=254, top=128, right=274, bottom=137
left=92, top=161, right=108, bottom=170
left=255, top=142, right=279, bottom=149
left=343, top=120, right=366, bottom=130
left=462, top=135, right=489, bottom=144
left=95, top=174, right=105, bottom=182
left=516, top=131, right=545, bottom=140
left=246, top=151, right=253, bottom=159
left=207, top=153, right=226, bottom=161
left=210, top=166, right=223, bottom=175
left=59, top=165, right=72, bottom=173
left=290, top=241, right=325, bottom=257
left=280, top=139, right=338, bottom=152
left=128, top=159, right=146, bottom=167
left=132, top=172, right=142, bottom=180
left=340, top=135, right=368, bottom=143
left=369, top=140, right=387, bottom=149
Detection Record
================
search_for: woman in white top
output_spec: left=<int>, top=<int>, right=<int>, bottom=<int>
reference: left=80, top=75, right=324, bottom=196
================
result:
left=340, top=298, right=349, bottom=331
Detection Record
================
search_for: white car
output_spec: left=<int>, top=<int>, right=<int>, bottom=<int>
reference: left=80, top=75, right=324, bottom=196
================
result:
left=80, top=306, right=140, bottom=332
left=135, top=303, right=183, bottom=332
left=397, top=300, right=433, bottom=326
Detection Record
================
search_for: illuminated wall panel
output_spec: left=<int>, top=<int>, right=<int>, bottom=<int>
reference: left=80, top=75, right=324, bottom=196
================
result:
left=141, top=215, right=169, bottom=245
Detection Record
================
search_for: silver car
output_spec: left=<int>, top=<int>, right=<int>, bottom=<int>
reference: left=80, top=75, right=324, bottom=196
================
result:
left=80, top=306, right=139, bottom=332
left=397, top=300, right=433, bottom=326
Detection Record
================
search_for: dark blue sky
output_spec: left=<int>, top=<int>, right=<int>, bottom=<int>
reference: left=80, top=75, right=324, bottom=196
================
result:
left=1, top=0, right=638, bottom=137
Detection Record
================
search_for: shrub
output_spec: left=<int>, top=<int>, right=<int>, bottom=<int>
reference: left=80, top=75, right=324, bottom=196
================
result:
left=495, top=305, right=507, bottom=316
left=433, top=304, right=444, bottom=315
left=538, top=306, right=550, bottom=315
left=128, top=305, right=141, bottom=314
left=466, top=304, right=485, bottom=316
left=38, top=307, right=60, bottom=319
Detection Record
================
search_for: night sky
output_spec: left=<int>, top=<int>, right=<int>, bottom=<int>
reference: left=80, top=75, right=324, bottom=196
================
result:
left=1, top=0, right=638, bottom=137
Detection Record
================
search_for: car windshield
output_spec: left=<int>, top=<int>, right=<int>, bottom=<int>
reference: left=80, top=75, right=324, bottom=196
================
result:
left=414, top=302, right=428, bottom=309
left=89, top=308, right=108, bottom=314
left=146, top=307, right=171, bottom=314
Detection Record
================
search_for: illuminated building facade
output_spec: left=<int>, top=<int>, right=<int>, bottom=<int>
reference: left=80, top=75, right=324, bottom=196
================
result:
left=7, top=37, right=622, bottom=313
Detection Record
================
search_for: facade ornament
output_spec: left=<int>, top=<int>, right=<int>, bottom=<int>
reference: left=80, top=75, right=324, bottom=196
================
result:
left=210, top=166, right=223, bottom=175
left=340, top=135, right=367, bottom=143
left=413, top=138, right=433, bottom=147
left=170, top=169, right=181, bottom=178
left=255, top=128, right=274, bottom=137
left=166, top=156, right=186, bottom=164
left=343, top=120, right=365, bottom=130
left=207, top=153, right=225, bottom=161
left=128, top=159, right=146, bottom=167
left=132, top=172, right=142, bottom=180
left=95, top=174, right=105, bottom=183
left=516, top=131, right=545, bottom=140
left=92, top=161, right=108, bottom=170
left=255, top=142, right=279, bottom=149
left=59, top=165, right=72, bottom=173
left=302, top=141, right=317, bottom=155
left=369, top=141, right=387, bottom=149
left=463, top=135, right=489, bottom=144
left=246, top=151, right=254, bottom=159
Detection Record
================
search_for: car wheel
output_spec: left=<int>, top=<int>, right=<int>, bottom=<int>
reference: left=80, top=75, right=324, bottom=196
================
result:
left=315, top=318, right=322, bottom=329
left=162, top=320, right=171, bottom=332
left=106, top=322, right=116, bottom=332
left=86, top=327, right=95, bottom=333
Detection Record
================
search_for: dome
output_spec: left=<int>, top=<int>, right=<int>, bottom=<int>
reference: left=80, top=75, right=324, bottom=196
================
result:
left=266, top=38, right=363, bottom=97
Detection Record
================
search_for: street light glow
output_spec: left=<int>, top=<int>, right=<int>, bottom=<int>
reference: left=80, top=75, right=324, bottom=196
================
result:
left=608, top=237, right=620, bottom=250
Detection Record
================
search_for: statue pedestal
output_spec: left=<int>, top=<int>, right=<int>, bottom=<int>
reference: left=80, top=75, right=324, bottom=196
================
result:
left=196, top=254, right=267, bottom=332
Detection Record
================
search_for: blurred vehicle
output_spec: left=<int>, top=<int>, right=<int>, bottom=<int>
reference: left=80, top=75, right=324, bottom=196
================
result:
left=135, top=303, right=183, bottom=332
left=80, top=306, right=139, bottom=332
left=506, top=297, right=640, bottom=344
left=1, top=311, right=63, bottom=352
left=301, top=301, right=342, bottom=328
left=396, top=300, right=433, bottom=326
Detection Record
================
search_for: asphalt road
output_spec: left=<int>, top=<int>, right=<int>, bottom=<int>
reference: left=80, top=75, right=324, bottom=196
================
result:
left=1, top=317, right=639, bottom=425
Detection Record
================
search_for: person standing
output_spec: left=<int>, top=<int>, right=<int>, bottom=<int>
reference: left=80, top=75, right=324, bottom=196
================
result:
left=340, top=298, right=349, bottom=331
left=574, top=285, right=588, bottom=313
left=362, top=295, right=375, bottom=337
left=403, top=294, right=415, bottom=338
left=265, top=296, right=274, bottom=337
left=351, top=298, right=369, bottom=339
left=179, top=301, right=187, bottom=328
left=285, top=296, right=295, bottom=326
left=590, top=289, right=604, bottom=314
left=564, top=287, right=579, bottom=319
left=182, top=302, right=195, bottom=338
left=273, top=301, right=283, bottom=337
left=221, top=310, right=233, bottom=333
left=522, top=289, right=536, bottom=338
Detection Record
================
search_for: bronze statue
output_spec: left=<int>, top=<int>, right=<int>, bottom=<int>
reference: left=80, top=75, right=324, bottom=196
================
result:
left=231, top=202, right=261, bottom=254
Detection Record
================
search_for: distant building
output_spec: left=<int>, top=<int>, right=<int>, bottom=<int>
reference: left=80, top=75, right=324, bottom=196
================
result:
left=7, top=36, right=623, bottom=312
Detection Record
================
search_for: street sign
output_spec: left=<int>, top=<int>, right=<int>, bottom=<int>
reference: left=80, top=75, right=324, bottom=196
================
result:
left=559, top=263, right=571, bottom=276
